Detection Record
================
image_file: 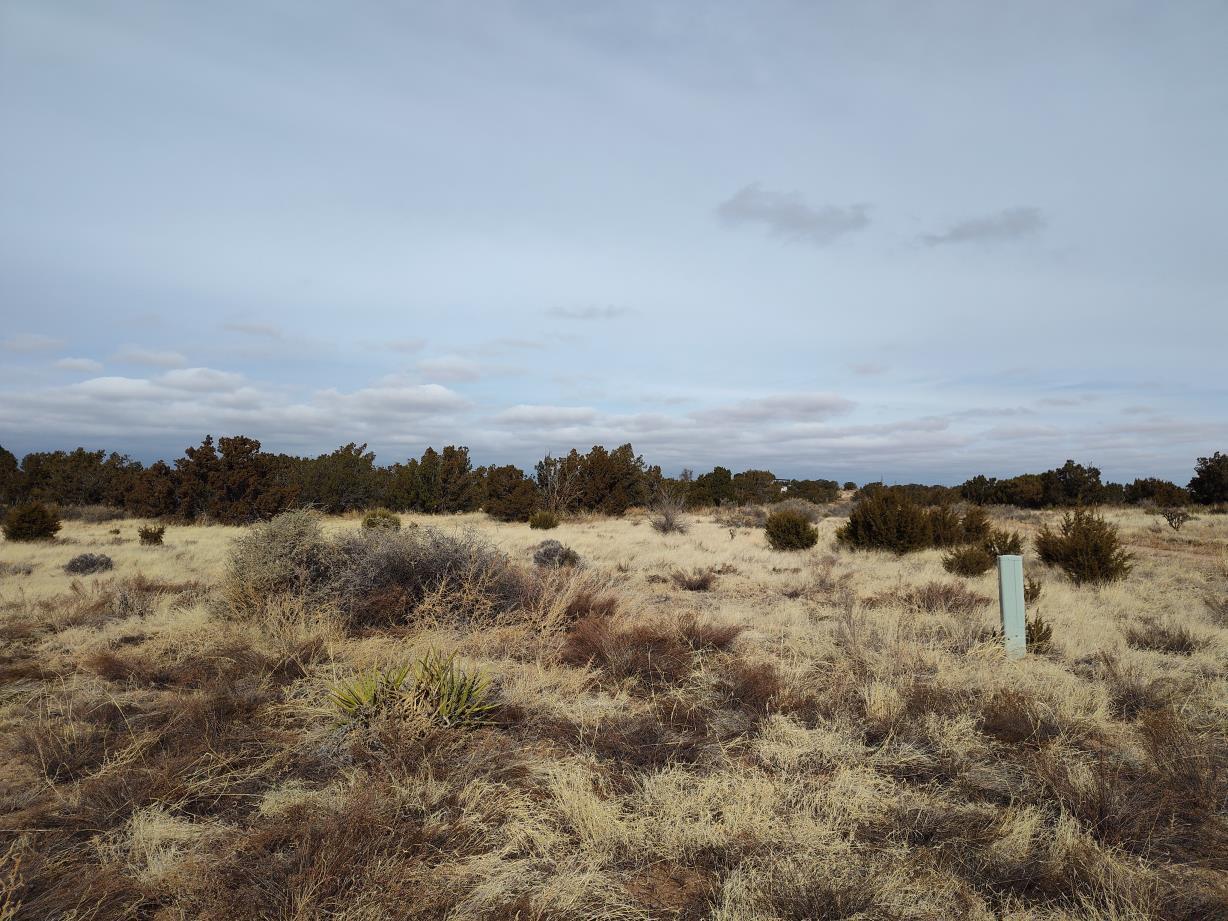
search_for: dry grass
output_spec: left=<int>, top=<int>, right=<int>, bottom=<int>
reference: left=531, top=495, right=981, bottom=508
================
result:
left=1, top=505, right=1226, bottom=919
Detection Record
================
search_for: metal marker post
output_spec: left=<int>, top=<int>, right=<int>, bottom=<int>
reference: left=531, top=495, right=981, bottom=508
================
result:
left=997, top=554, right=1026, bottom=659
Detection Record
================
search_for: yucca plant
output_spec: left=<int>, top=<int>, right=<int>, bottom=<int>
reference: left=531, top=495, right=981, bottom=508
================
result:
left=407, top=649, right=497, bottom=728
left=326, top=664, right=411, bottom=722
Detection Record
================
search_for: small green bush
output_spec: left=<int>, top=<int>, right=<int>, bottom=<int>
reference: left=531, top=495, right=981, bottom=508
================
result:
left=407, top=649, right=497, bottom=728
left=1024, top=576, right=1043, bottom=605
left=362, top=508, right=402, bottom=531
left=1035, top=509, right=1132, bottom=585
left=528, top=510, right=559, bottom=530
left=327, top=664, right=411, bottom=722
left=764, top=509, right=818, bottom=551
left=1026, top=613, right=1053, bottom=653
left=2, top=502, right=61, bottom=542
left=138, top=524, right=166, bottom=546
left=942, top=545, right=995, bottom=576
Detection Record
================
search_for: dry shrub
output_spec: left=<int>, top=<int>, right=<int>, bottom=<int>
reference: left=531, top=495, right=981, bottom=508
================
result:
left=1124, top=619, right=1210, bottom=655
left=980, top=689, right=1061, bottom=746
left=671, top=568, right=716, bottom=591
left=562, top=612, right=740, bottom=691
left=533, top=539, right=582, bottom=568
left=714, top=505, right=766, bottom=528
left=138, top=525, right=166, bottom=546
left=223, top=510, right=536, bottom=631
left=772, top=497, right=823, bottom=522
left=870, top=580, right=993, bottom=616
left=64, top=552, right=113, bottom=575
left=528, top=509, right=559, bottom=530
left=649, top=496, right=688, bottom=534
left=360, top=508, right=401, bottom=530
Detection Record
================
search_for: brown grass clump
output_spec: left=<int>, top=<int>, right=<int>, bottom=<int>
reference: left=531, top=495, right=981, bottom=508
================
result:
left=1124, top=619, right=1211, bottom=655
left=870, top=580, right=993, bottom=616
left=670, top=567, right=717, bottom=591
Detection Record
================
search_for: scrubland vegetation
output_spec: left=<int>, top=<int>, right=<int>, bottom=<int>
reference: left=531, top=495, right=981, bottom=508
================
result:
left=2, top=492, right=1226, bottom=920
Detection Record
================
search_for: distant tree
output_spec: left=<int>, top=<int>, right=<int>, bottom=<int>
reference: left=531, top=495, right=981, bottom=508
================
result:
left=174, top=436, right=221, bottom=520
left=205, top=436, right=299, bottom=523
left=1124, top=477, right=1188, bottom=507
left=1040, top=459, right=1104, bottom=506
left=732, top=469, right=778, bottom=505
left=484, top=464, right=539, bottom=521
left=438, top=446, right=483, bottom=512
left=1189, top=451, right=1228, bottom=505
left=688, top=466, right=735, bottom=507
left=786, top=479, right=840, bottom=503
left=293, top=443, right=380, bottom=513
left=0, top=445, right=22, bottom=506
left=534, top=451, right=584, bottom=515
left=125, top=460, right=178, bottom=518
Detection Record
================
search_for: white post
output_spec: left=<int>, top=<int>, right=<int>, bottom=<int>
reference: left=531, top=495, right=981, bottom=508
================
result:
left=997, top=554, right=1026, bottom=659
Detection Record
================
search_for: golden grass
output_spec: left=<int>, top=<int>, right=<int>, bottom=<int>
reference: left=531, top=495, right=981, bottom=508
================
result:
left=1, top=505, right=1226, bottom=919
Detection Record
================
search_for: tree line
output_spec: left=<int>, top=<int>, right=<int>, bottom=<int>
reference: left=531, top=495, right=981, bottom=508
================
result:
left=0, top=438, right=1224, bottom=525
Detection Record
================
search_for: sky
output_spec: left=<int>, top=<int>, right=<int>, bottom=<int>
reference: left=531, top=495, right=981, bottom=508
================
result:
left=1, top=1, right=1226, bottom=484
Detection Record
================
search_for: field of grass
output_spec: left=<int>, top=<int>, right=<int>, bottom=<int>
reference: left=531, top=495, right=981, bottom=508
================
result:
left=1, top=505, right=1226, bottom=920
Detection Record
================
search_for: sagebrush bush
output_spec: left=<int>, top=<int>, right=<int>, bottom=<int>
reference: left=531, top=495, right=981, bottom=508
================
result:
left=529, top=510, right=559, bottom=530
left=63, top=553, right=113, bottom=575
left=649, top=498, right=688, bottom=534
left=138, top=524, right=166, bottom=546
left=1035, top=508, right=1132, bottom=585
left=942, top=545, right=995, bottom=576
left=533, top=539, right=582, bottom=568
left=2, top=502, right=61, bottom=542
left=223, top=509, right=531, bottom=630
left=361, top=508, right=401, bottom=530
left=764, top=509, right=818, bottom=551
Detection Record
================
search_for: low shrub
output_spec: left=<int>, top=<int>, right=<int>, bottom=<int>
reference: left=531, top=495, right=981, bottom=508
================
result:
left=1124, top=620, right=1209, bottom=655
left=764, top=509, right=818, bottom=551
left=406, top=649, right=497, bottom=728
left=1024, top=575, right=1043, bottom=605
left=876, top=580, right=993, bottom=616
left=64, top=553, right=113, bottom=575
left=533, top=539, right=582, bottom=569
left=529, top=510, right=559, bottom=530
left=670, top=568, right=716, bottom=591
left=1158, top=507, right=1194, bottom=531
left=772, top=498, right=824, bottom=523
left=326, top=651, right=496, bottom=728
left=1026, top=613, right=1054, bottom=652
left=1035, top=509, right=1132, bottom=585
left=942, top=545, right=995, bottom=577
left=138, top=525, right=166, bottom=546
left=361, top=508, right=401, bottom=531
left=649, top=498, right=688, bottom=534
left=327, top=664, right=411, bottom=722
left=2, top=502, right=61, bottom=542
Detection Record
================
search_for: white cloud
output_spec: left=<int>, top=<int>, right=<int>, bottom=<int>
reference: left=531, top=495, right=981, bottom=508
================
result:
left=496, top=404, right=599, bottom=427
left=545, top=305, right=632, bottom=320
left=160, top=367, right=245, bottom=391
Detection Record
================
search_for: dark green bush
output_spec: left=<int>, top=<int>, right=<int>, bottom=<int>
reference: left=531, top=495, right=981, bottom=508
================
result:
left=764, top=509, right=818, bottom=551
left=1035, top=509, right=1132, bottom=585
left=927, top=506, right=965, bottom=547
left=983, top=528, right=1024, bottom=556
left=942, top=545, right=995, bottom=577
left=529, top=510, right=559, bottom=530
left=2, top=502, right=61, bottom=542
left=836, top=492, right=931, bottom=553
left=362, top=508, right=402, bottom=531
left=138, top=525, right=166, bottom=546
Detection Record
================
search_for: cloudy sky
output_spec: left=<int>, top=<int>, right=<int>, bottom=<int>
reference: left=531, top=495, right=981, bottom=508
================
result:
left=2, top=1, right=1225, bottom=483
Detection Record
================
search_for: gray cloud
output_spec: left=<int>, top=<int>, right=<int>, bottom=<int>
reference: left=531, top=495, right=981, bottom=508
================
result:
left=417, top=355, right=484, bottom=382
left=693, top=392, right=856, bottom=424
left=717, top=184, right=870, bottom=245
left=224, top=322, right=282, bottom=338
left=921, top=207, right=1046, bottom=246
left=112, top=346, right=189, bottom=368
left=384, top=338, right=428, bottom=353
left=3, top=333, right=64, bottom=353
left=545, top=305, right=632, bottom=320
left=55, top=357, right=104, bottom=372
left=850, top=361, right=888, bottom=376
